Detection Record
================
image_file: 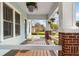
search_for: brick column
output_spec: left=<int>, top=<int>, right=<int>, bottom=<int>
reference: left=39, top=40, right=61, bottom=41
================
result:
left=59, top=32, right=79, bottom=56
left=58, top=2, right=76, bottom=56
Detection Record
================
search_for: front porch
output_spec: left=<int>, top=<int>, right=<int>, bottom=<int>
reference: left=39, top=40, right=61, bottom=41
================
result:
left=0, top=2, right=79, bottom=56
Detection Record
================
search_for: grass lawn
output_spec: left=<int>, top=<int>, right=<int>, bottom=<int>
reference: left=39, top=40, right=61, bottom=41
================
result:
left=32, top=32, right=45, bottom=38
left=32, top=35, right=45, bottom=38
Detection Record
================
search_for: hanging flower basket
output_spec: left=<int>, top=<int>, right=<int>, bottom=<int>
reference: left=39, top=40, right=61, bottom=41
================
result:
left=48, top=20, right=51, bottom=24
left=50, top=18, right=55, bottom=22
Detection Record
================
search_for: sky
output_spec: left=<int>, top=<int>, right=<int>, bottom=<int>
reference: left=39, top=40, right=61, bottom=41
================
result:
left=76, top=2, right=79, bottom=21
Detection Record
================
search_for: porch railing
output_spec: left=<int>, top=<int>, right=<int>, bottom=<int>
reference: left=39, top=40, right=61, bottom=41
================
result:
left=0, top=45, right=62, bottom=50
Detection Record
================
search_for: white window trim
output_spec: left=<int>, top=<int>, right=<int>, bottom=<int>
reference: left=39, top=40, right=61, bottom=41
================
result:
left=4, top=2, right=21, bottom=15
left=2, top=2, right=21, bottom=40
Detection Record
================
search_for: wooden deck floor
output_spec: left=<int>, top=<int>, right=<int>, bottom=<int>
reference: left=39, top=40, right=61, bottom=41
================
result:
left=15, top=39, right=52, bottom=56
left=4, top=38, right=56, bottom=56
left=15, top=50, right=51, bottom=56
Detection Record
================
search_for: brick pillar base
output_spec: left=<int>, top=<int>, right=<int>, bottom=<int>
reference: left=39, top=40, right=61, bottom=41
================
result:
left=59, top=32, right=79, bottom=56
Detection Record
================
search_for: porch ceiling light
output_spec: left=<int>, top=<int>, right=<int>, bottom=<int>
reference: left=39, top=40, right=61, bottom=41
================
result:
left=26, top=2, right=37, bottom=12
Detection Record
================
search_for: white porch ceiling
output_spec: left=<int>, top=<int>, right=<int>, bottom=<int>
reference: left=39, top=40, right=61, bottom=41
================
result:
left=10, top=2, right=58, bottom=19
left=26, top=2, right=53, bottom=15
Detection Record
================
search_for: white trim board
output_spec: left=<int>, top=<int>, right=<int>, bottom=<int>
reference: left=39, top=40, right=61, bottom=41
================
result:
left=0, top=45, right=62, bottom=51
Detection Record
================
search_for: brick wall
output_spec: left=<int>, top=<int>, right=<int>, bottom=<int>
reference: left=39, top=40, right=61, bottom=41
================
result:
left=59, top=32, right=79, bottom=56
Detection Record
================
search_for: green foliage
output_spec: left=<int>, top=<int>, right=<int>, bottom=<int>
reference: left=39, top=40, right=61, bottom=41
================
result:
left=54, top=41, right=59, bottom=45
left=32, top=32, right=45, bottom=35
left=38, top=32, right=45, bottom=35
left=32, top=32, right=37, bottom=35
left=50, top=23, right=59, bottom=30
left=52, top=32, right=59, bottom=39
left=76, top=21, right=79, bottom=27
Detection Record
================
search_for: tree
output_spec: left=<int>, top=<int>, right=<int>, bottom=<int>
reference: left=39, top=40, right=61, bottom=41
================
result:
left=76, top=21, right=79, bottom=27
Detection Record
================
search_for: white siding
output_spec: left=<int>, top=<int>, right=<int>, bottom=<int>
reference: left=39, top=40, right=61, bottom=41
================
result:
left=0, top=2, right=27, bottom=55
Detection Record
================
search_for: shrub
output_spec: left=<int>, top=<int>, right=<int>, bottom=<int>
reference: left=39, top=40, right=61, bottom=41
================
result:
left=32, top=32, right=45, bottom=35
left=50, top=23, right=59, bottom=30
left=32, top=32, right=37, bottom=35
left=38, top=32, right=45, bottom=35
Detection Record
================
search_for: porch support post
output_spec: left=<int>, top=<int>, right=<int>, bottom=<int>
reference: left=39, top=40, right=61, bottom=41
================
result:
left=29, top=20, right=32, bottom=36
left=0, top=3, right=4, bottom=42
left=58, top=2, right=79, bottom=56
left=59, top=2, right=76, bottom=31
left=13, top=10, right=15, bottom=37
left=0, top=3, right=1, bottom=42
left=27, top=20, right=32, bottom=39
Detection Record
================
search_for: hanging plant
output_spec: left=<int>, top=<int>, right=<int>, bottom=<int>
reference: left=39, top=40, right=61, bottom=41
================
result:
left=50, top=18, right=55, bottom=22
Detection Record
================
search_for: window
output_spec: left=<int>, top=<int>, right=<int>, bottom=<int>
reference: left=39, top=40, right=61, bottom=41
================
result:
left=15, top=12, right=20, bottom=36
left=3, top=3, right=13, bottom=39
